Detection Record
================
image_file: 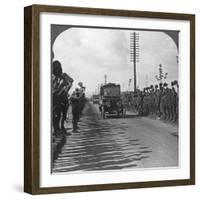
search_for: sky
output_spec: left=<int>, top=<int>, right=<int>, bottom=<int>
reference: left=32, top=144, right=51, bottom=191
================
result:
left=52, top=27, right=178, bottom=96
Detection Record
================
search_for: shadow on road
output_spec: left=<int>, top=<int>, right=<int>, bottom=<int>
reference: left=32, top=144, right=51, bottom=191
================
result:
left=105, top=114, right=140, bottom=119
left=52, top=101, right=154, bottom=173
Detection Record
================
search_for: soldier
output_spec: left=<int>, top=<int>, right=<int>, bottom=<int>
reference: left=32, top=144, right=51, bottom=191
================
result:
left=173, top=80, right=179, bottom=121
left=59, top=73, right=73, bottom=130
left=171, top=81, right=177, bottom=122
left=121, top=92, right=128, bottom=115
left=154, top=84, right=160, bottom=117
left=52, top=60, right=63, bottom=134
left=165, top=87, right=173, bottom=120
left=137, top=91, right=144, bottom=116
left=160, top=83, right=168, bottom=120
left=135, top=92, right=140, bottom=113
left=143, top=88, right=149, bottom=116
left=135, top=81, right=178, bottom=123
left=149, top=85, right=155, bottom=115
left=157, top=83, right=163, bottom=117
left=52, top=60, right=74, bottom=135
left=70, top=88, right=82, bottom=132
left=78, top=82, right=86, bottom=116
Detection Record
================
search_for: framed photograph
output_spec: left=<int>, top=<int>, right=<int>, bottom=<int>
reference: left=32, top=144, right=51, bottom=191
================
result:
left=24, top=4, right=195, bottom=194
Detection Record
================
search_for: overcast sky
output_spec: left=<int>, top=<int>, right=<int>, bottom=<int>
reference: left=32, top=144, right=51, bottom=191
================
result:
left=53, top=27, right=178, bottom=96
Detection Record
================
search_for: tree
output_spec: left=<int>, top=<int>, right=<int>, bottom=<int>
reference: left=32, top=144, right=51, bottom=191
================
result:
left=155, top=64, right=168, bottom=83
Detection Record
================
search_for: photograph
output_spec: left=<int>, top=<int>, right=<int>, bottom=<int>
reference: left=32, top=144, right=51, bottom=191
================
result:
left=51, top=25, right=179, bottom=173
left=24, top=5, right=195, bottom=194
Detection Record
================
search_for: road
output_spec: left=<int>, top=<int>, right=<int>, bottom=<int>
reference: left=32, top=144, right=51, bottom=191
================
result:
left=52, top=101, right=178, bottom=173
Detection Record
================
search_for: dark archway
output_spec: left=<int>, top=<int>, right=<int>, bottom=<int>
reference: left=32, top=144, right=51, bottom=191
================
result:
left=51, top=25, right=71, bottom=60
left=51, top=25, right=179, bottom=60
left=164, top=30, right=179, bottom=50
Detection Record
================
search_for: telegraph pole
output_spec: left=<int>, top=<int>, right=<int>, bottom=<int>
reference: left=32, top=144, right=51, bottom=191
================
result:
left=130, top=32, right=139, bottom=93
left=104, top=74, right=107, bottom=84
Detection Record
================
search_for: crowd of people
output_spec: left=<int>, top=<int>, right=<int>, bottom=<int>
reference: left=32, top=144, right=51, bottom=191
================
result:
left=52, top=59, right=178, bottom=135
left=52, top=60, right=86, bottom=134
left=122, top=81, right=179, bottom=122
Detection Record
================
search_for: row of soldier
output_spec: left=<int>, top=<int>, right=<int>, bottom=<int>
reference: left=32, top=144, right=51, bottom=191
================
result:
left=52, top=60, right=86, bottom=134
left=123, top=81, right=179, bottom=122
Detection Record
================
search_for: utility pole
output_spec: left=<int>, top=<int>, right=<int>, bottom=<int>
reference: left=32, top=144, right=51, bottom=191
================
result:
left=104, top=74, right=107, bottom=84
left=130, top=32, right=139, bottom=93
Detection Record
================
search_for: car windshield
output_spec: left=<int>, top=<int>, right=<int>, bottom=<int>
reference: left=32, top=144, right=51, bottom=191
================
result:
left=103, top=87, right=120, bottom=96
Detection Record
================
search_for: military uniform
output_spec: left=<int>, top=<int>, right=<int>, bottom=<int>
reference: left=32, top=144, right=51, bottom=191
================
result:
left=165, top=88, right=173, bottom=120
left=70, top=89, right=82, bottom=132
left=122, top=81, right=179, bottom=121
left=52, top=76, right=62, bottom=133
left=52, top=61, right=73, bottom=134
left=59, top=73, right=73, bottom=130
left=154, top=88, right=159, bottom=116
left=143, top=94, right=149, bottom=116
left=137, top=93, right=144, bottom=116
left=170, top=87, right=177, bottom=121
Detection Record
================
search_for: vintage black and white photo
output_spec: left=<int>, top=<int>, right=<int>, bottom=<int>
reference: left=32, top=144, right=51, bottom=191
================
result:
left=24, top=5, right=195, bottom=194
left=51, top=25, right=179, bottom=173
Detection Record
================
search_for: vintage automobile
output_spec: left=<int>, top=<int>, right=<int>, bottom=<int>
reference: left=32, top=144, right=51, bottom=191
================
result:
left=92, top=94, right=100, bottom=104
left=99, top=83, right=125, bottom=119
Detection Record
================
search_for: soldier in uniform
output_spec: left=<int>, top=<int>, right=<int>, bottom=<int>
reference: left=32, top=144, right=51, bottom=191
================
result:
left=149, top=85, right=155, bottom=115
left=171, top=81, right=177, bottom=122
left=70, top=88, right=82, bottom=132
left=175, top=80, right=179, bottom=121
left=121, top=92, right=128, bottom=115
left=137, top=91, right=144, bottom=116
left=52, top=60, right=63, bottom=134
left=172, top=80, right=179, bottom=122
left=165, top=86, right=173, bottom=120
left=131, top=80, right=178, bottom=123
left=160, top=83, right=168, bottom=120
left=154, top=85, right=160, bottom=117
left=78, top=82, right=86, bottom=116
left=58, top=73, right=73, bottom=130
left=143, top=88, right=149, bottom=116
left=52, top=60, right=74, bottom=134
left=157, top=83, right=163, bottom=117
